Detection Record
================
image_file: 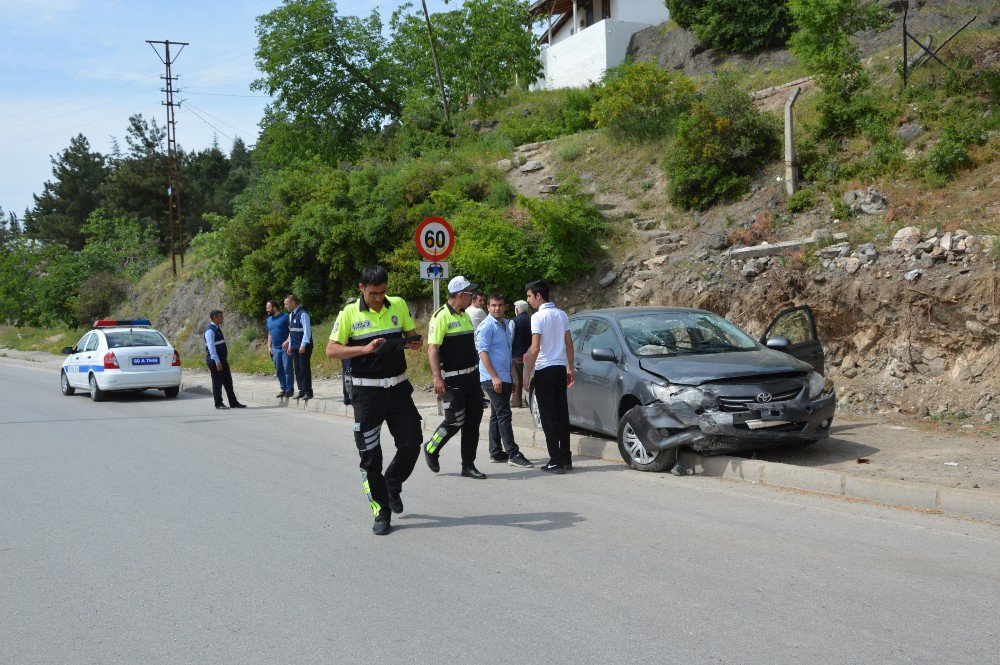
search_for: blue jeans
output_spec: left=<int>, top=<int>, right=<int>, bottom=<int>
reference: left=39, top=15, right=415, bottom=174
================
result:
left=272, top=346, right=293, bottom=392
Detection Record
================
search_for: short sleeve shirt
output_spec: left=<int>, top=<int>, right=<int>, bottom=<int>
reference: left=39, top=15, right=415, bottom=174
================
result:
left=530, top=302, right=570, bottom=370
left=428, top=303, right=478, bottom=373
left=330, top=296, right=414, bottom=379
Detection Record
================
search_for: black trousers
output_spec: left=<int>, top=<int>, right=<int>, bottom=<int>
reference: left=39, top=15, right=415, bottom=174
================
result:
left=426, top=372, right=485, bottom=466
left=482, top=380, right=519, bottom=457
left=352, top=381, right=422, bottom=520
left=533, top=365, right=571, bottom=466
left=207, top=358, right=238, bottom=407
left=290, top=342, right=313, bottom=396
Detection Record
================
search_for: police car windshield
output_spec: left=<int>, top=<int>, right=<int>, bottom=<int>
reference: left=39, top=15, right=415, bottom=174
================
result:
left=105, top=330, right=168, bottom=348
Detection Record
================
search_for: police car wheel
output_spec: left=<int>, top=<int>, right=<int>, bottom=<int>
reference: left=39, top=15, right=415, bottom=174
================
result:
left=163, top=386, right=179, bottom=398
left=60, top=370, right=75, bottom=396
left=89, top=374, right=106, bottom=402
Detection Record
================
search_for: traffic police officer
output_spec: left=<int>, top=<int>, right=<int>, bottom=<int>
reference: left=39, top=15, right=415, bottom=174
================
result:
left=326, top=265, right=423, bottom=536
left=284, top=294, right=313, bottom=400
left=204, top=309, right=246, bottom=410
left=423, top=276, right=487, bottom=480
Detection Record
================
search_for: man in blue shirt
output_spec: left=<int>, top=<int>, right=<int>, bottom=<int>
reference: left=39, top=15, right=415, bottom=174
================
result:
left=283, top=294, right=314, bottom=400
left=204, top=309, right=246, bottom=410
left=265, top=299, right=293, bottom=398
left=477, top=292, right=533, bottom=468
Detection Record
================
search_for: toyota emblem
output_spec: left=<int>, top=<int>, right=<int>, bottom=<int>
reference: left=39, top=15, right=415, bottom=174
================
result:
left=755, top=392, right=773, bottom=403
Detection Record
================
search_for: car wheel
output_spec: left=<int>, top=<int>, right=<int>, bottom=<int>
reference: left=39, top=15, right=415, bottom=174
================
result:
left=89, top=374, right=106, bottom=402
left=163, top=386, right=179, bottom=398
left=528, top=389, right=542, bottom=429
left=617, top=417, right=675, bottom=472
left=60, top=370, right=75, bottom=396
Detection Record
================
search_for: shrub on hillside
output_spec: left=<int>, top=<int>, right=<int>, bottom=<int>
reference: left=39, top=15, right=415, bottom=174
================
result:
left=666, top=0, right=794, bottom=53
left=561, top=87, right=598, bottom=133
left=72, top=272, right=129, bottom=324
left=786, top=187, right=816, bottom=213
left=590, top=62, right=696, bottom=141
left=663, top=78, right=780, bottom=209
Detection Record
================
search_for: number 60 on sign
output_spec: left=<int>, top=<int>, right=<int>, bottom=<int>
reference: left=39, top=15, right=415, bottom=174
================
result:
left=414, top=216, right=455, bottom=261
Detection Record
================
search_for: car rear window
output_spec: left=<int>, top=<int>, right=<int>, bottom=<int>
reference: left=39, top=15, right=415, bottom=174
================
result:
left=105, top=331, right=169, bottom=348
left=620, top=312, right=757, bottom=357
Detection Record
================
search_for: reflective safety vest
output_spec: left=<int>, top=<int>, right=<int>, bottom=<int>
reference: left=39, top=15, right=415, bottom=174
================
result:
left=428, top=303, right=477, bottom=373
left=330, top=296, right=414, bottom=379
left=289, top=307, right=308, bottom=347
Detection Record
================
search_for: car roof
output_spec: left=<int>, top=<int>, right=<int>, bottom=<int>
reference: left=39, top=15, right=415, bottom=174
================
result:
left=570, top=306, right=711, bottom=318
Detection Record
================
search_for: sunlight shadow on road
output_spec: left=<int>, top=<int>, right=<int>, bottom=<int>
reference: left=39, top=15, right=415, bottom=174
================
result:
left=398, top=511, right=584, bottom=532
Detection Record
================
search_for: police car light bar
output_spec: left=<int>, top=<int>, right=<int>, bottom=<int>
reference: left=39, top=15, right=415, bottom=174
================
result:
left=93, top=319, right=153, bottom=328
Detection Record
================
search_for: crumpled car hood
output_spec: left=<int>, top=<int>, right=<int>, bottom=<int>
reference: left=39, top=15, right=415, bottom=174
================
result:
left=638, top=349, right=813, bottom=385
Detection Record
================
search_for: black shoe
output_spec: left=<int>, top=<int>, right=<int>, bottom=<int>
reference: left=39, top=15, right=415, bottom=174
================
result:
left=565, top=460, right=573, bottom=470
left=215, top=404, right=229, bottom=410
left=424, top=445, right=440, bottom=473
left=461, top=465, right=487, bottom=479
left=387, top=488, right=403, bottom=514
left=231, top=402, right=247, bottom=409
left=276, top=391, right=287, bottom=398
left=490, top=452, right=509, bottom=463
left=295, top=393, right=305, bottom=400
left=372, top=516, right=392, bottom=536
left=508, top=453, right=534, bottom=468
left=539, top=463, right=565, bottom=474
left=302, top=393, right=312, bottom=401
left=284, top=391, right=295, bottom=398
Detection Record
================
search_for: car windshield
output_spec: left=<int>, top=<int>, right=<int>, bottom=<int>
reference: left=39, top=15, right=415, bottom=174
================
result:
left=619, top=311, right=757, bottom=357
left=105, top=330, right=169, bottom=348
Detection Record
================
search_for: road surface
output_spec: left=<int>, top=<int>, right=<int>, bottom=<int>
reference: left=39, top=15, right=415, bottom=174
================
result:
left=1, top=362, right=997, bottom=663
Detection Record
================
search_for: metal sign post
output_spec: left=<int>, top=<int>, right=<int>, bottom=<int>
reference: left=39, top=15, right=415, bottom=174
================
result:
left=419, top=261, right=451, bottom=310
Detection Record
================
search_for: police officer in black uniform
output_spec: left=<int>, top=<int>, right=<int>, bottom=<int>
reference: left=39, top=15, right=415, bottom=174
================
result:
left=423, top=276, right=487, bottom=480
left=326, top=265, right=423, bottom=536
left=284, top=294, right=313, bottom=400
left=204, top=309, right=246, bottom=410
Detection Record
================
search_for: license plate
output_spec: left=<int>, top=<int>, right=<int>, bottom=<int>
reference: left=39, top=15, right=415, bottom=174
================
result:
left=745, top=419, right=790, bottom=430
left=132, top=357, right=160, bottom=366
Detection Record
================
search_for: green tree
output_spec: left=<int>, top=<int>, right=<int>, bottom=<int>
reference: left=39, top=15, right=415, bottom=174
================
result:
left=665, top=0, right=794, bottom=52
left=23, top=134, right=107, bottom=250
left=100, top=114, right=170, bottom=248
left=253, top=0, right=406, bottom=161
left=788, top=0, right=889, bottom=136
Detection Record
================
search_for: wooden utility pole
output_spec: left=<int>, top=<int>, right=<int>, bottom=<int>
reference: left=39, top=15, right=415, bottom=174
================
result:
left=147, top=39, right=188, bottom=276
left=420, top=0, right=451, bottom=126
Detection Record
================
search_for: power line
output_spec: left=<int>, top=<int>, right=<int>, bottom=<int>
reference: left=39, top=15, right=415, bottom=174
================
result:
left=183, top=102, right=255, bottom=138
left=0, top=104, right=161, bottom=150
left=182, top=90, right=270, bottom=98
left=183, top=106, right=235, bottom=143
left=0, top=88, right=161, bottom=134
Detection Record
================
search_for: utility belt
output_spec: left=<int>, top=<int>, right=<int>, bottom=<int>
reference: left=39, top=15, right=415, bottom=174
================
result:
left=351, top=373, right=408, bottom=388
left=442, top=365, right=477, bottom=379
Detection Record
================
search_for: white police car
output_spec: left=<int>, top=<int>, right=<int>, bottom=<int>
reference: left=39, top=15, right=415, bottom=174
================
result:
left=60, top=319, right=183, bottom=402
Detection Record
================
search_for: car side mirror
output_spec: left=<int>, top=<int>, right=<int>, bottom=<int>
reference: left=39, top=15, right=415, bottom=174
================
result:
left=765, top=336, right=791, bottom=351
left=591, top=347, right=618, bottom=362
left=61, top=346, right=75, bottom=355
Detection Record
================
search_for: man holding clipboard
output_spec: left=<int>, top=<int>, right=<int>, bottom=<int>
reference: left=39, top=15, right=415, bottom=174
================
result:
left=326, top=265, right=423, bottom=536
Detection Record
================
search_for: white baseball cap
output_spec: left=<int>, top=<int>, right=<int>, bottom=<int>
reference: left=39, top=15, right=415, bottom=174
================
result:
left=447, top=276, right=478, bottom=294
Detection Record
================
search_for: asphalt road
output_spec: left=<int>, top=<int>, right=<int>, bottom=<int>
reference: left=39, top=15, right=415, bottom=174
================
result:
left=2, top=362, right=998, bottom=664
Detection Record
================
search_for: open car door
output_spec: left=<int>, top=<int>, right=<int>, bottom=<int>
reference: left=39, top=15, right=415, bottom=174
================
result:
left=761, top=305, right=825, bottom=374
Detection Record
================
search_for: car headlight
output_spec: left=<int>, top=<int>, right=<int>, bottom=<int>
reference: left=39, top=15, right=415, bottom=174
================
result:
left=807, top=371, right=826, bottom=399
left=651, top=384, right=716, bottom=410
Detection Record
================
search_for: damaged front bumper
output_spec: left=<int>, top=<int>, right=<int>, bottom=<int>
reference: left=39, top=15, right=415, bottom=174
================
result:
left=623, top=390, right=836, bottom=455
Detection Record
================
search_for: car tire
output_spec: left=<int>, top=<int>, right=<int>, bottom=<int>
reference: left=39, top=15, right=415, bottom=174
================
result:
left=60, top=370, right=75, bottom=396
left=89, top=374, right=106, bottom=402
left=617, top=417, right=676, bottom=472
left=528, top=389, right=542, bottom=429
left=163, top=386, right=179, bottom=398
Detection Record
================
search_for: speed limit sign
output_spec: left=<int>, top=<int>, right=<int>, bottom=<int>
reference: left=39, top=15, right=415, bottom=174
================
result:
left=414, top=216, right=455, bottom=261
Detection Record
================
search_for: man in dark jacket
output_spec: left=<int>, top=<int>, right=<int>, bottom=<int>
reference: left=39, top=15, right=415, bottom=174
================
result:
left=509, top=299, right=532, bottom=408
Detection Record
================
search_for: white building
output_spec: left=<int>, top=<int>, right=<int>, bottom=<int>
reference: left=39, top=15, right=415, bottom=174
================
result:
left=530, top=0, right=671, bottom=89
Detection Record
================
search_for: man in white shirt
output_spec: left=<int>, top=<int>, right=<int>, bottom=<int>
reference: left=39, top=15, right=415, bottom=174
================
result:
left=466, top=292, right=487, bottom=331
left=521, top=280, right=575, bottom=473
